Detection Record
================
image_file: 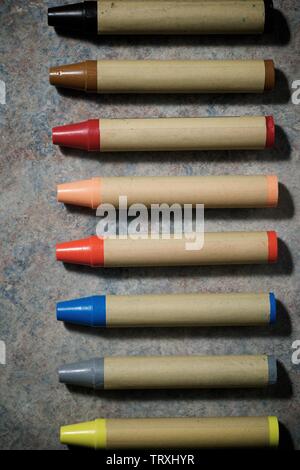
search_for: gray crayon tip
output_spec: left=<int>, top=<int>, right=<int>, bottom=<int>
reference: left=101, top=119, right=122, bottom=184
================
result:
left=58, top=358, right=104, bottom=390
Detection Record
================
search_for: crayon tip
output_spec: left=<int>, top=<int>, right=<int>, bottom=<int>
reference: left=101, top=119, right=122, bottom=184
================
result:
left=56, top=236, right=104, bottom=267
left=48, top=2, right=97, bottom=33
left=48, top=4, right=83, bottom=29
left=56, top=295, right=106, bottom=327
left=49, top=61, right=97, bottom=92
left=60, top=420, right=99, bottom=448
left=57, top=177, right=101, bottom=209
left=52, top=119, right=100, bottom=151
left=59, top=358, right=104, bottom=389
left=49, top=63, right=85, bottom=89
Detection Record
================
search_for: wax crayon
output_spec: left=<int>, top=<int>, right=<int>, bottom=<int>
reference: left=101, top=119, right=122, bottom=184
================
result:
left=57, top=175, right=279, bottom=209
left=58, top=355, right=277, bottom=390
left=48, top=1, right=274, bottom=36
left=60, top=416, right=279, bottom=449
left=49, top=59, right=275, bottom=94
left=56, top=231, right=278, bottom=267
left=52, top=116, right=275, bottom=152
left=56, top=292, right=277, bottom=328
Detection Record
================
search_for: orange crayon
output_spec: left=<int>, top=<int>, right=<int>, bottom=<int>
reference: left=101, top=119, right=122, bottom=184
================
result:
left=56, top=232, right=278, bottom=268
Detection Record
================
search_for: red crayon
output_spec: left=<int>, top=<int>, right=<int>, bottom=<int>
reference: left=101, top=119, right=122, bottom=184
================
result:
left=56, top=232, right=278, bottom=268
left=52, top=116, right=275, bottom=152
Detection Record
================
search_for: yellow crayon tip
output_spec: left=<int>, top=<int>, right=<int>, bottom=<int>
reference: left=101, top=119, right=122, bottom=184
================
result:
left=60, top=419, right=107, bottom=449
left=268, top=416, right=279, bottom=447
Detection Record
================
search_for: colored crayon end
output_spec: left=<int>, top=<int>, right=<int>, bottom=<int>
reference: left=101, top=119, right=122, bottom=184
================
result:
left=57, top=177, right=101, bottom=209
left=266, top=175, right=279, bottom=207
left=49, top=63, right=85, bottom=89
left=269, top=293, right=277, bottom=324
left=264, top=0, right=274, bottom=34
left=58, top=358, right=104, bottom=389
left=265, top=116, right=275, bottom=148
left=267, top=231, right=278, bottom=263
left=48, top=2, right=97, bottom=33
left=60, top=419, right=106, bottom=449
left=264, top=60, right=275, bottom=91
left=49, top=61, right=97, bottom=92
left=268, top=356, right=277, bottom=385
left=56, top=295, right=106, bottom=327
left=56, top=236, right=104, bottom=267
left=48, top=4, right=83, bottom=29
left=52, top=119, right=100, bottom=151
left=268, top=416, right=279, bottom=447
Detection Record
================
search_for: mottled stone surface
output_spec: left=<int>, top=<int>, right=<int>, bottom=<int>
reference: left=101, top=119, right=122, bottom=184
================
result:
left=0, top=0, right=299, bottom=450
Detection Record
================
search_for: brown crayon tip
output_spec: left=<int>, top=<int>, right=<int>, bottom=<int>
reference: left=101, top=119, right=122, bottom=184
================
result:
left=264, top=60, right=275, bottom=91
left=49, top=60, right=97, bottom=92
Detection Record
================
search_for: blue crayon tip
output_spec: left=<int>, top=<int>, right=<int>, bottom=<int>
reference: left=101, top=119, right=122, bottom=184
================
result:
left=269, top=293, right=277, bottom=324
left=56, top=295, right=106, bottom=327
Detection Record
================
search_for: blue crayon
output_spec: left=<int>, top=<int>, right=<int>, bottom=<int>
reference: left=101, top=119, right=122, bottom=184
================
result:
left=56, top=292, right=276, bottom=328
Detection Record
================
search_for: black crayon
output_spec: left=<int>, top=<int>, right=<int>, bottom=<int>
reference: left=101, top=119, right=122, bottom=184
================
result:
left=48, top=0, right=274, bottom=36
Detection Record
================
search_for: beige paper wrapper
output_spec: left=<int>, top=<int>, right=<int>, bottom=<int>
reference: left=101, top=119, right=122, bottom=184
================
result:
left=97, top=1, right=265, bottom=35
left=104, top=355, right=269, bottom=389
left=99, top=116, right=267, bottom=151
left=97, top=60, right=266, bottom=93
left=106, top=417, right=271, bottom=448
left=100, top=175, right=275, bottom=208
left=103, top=232, right=269, bottom=267
left=106, top=292, right=271, bottom=327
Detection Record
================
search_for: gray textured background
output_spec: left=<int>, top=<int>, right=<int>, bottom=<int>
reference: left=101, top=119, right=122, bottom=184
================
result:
left=0, top=0, right=299, bottom=450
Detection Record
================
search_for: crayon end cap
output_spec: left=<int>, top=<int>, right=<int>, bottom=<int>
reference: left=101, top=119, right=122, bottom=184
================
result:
left=269, top=293, right=277, bottom=324
left=268, top=356, right=278, bottom=385
left=267, top=231, right=278, bottom=263
left=264, top=0, right=274, bottom=33
left=266, top=175, right=279, bottom=207
left=264, top=60, right=275, bottom=91
left=268, top=416, right=279, bottom=447
left=265, top=116, right=275, bottom=148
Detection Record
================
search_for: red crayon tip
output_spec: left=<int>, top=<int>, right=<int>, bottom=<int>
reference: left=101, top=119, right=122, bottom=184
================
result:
left=52, top=119, right=100, bottom=151
left=267, top=231, right=278, bottom=263
left=265, top=116, right=275, bottom=148
left=56, top=236, right=104, bottom=267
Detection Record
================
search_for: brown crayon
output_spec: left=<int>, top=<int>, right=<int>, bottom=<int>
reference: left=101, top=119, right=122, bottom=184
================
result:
left=49, top=60, right=275, bottom=93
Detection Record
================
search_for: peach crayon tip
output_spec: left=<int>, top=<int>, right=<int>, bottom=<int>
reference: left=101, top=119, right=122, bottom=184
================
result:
left=57, top=178, right=101, bottom=209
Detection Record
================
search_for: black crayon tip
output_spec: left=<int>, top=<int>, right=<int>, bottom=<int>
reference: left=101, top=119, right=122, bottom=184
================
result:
left=48, top=1, right=97, bottom=33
